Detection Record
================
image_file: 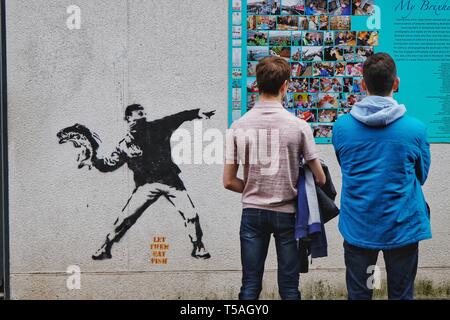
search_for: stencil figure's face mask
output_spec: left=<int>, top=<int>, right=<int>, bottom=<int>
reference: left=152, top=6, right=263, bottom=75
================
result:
left=127, top=110, right=147, bottom=124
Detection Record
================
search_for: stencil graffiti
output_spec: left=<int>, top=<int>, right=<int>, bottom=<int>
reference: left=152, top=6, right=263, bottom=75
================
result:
left=57, top=104, right=215, bottom=260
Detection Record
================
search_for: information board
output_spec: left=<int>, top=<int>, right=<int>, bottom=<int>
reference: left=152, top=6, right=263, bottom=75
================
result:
left=229, top=0, right=450, bottom=143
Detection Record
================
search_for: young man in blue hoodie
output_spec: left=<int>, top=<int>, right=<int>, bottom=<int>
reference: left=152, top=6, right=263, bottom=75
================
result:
left=332, top=53, right=431, bottom=300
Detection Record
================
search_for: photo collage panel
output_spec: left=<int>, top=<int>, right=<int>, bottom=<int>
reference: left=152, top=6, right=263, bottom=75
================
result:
left=230, top=0, right=377, bottom=141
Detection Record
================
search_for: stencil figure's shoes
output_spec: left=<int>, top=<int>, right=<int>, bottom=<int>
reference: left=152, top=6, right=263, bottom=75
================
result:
left=191, top=243, right=211, bottom=259
left=92, top=246, right=112, bottom=260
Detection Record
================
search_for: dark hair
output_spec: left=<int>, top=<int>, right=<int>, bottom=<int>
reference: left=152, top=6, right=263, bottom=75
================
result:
left=363, top=53, right=397, bottom=96
left=256, top=56, right=291, bottom=96
left=125, top=104, right=144, bottom=119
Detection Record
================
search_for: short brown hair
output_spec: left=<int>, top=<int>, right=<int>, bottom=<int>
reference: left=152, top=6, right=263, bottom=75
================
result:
left=256, top=56, right=291, bottom=96
left=363, top=53, right=397, bottom=96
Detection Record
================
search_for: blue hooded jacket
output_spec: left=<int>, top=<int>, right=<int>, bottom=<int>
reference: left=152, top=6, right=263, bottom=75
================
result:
left=333, top=96, right=432, bottom=249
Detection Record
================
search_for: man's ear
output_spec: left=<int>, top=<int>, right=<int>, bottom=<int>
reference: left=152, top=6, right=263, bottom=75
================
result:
left=281, top=79, right=289, bottom=95
left=393, top=76, right=400, bottom=93
left=361, top=78, right=367, bottom=92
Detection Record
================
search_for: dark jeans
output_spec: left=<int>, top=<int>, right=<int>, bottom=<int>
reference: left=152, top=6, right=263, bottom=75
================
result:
left=344, top=241, right=419, bottom=300
left=239, top=208, right=300, bottom=300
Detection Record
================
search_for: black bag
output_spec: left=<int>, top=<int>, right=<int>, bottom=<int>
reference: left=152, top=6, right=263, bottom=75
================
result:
left=317, top=162, right=339, bottom=223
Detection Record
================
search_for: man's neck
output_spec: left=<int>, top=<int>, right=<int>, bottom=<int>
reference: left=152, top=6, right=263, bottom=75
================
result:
left=366, top=92, right=394, bottom=98
left=259, top=94, right=282, bottom=104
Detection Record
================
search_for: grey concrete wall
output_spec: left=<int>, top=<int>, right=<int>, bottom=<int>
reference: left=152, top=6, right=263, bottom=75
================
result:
left=5, top=0, right=450, bottom=299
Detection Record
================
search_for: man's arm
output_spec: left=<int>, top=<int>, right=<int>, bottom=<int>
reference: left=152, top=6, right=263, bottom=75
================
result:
left=307, top=158, right=326, bottom=186
left=223, top=126, right=244, bottom=193
left=223, top=163, right=245, bottom=194
left=163, top=109, right=216, bottom=131
left=301, top=124, right=326, bottom=186
left=415, top=128, right=431, bottom=185
left=92, top=139, right=128, bottom=173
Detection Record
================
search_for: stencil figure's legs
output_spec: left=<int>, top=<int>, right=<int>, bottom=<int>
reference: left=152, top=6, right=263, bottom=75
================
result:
left=92, top=183, right=210, bottom=260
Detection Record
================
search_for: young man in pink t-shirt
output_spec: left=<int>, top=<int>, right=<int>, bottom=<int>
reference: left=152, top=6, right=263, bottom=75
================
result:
left=224, top=56, right=326, bottom=300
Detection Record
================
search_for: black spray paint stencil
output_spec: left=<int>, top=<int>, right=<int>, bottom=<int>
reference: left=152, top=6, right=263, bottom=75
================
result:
left=57, top=104, right=215, bottom=261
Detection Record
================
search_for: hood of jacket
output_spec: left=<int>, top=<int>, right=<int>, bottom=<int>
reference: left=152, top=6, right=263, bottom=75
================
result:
left=350, top=96, right=406, bottom=127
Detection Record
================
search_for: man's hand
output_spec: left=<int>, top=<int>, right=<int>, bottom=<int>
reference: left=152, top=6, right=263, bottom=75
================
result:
left=201, top=110, right=216, bottom=119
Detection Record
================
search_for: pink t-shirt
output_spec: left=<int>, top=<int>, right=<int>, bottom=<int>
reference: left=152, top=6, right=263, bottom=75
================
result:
left=226, top=101, right=319, bottom=213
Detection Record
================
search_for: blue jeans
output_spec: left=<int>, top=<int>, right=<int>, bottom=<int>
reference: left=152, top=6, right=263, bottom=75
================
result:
left=239, top=208, right=300, bottom=300
left=344, top=241, right=419, bottom=300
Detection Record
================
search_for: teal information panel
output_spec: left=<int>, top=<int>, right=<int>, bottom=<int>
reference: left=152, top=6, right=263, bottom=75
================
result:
left=229, top=0, right=450, bottom=143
